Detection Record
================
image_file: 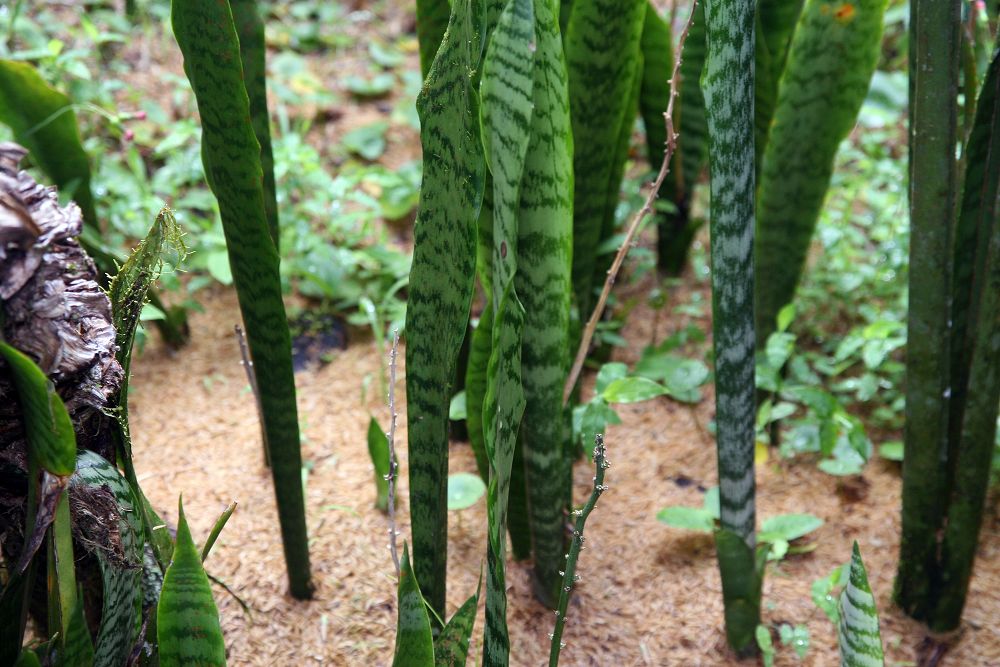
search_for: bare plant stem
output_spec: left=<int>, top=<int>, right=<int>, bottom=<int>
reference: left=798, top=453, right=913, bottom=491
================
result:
left=563, top=0, right=699, bottom=405
left=387, top=329, right=401, bottom=578
left=235, top=324, right=269, bottom=467
left=548, top=435, right=609, bottom=667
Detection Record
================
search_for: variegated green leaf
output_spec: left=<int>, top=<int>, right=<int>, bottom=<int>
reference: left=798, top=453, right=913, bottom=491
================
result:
left=513, top=0, right=573, bottom=606
left=838, top=543, right=884, bottom=666
left=231, top=0, right=280, bottom=251
left=60, top=591, right=95, bottom=667
left=564, top=0, right=646, bottom=313
left=434, top=583, right=480, bottom=667
left=171, top=0, right=311, bottom=598
left=157, top=497, right=226, bottom=667
left=392, top=545, right=434, bottom=667
left=703, top=0, right=759, bottom=654
left=405, top=0, right=489, bottom=616
left=70, top=451, right=143, bottom=666
left=754, top=0, right=887, bottom=344
left=482, top=287, right=527, bottom=667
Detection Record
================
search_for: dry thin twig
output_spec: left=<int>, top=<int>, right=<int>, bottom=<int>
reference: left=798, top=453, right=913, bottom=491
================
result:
left=235, top=324, right=269, bottom=466
left=563, top=0, right=700, bottom=405
left=386, top=328, right=401, bottom=578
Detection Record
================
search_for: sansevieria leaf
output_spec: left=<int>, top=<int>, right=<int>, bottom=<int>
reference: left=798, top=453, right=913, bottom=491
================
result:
left=157, top=498, right=226, bottom=667
left=0, top=342, right=76, bottom=476
left=171, top=0, right=312, bottom=598
left=564, top=0, right=646, bottom=314
left=511, top=0, right=573, bottom=607
left=70, top=451, right=143, bottom=666
left=392, top=545, right=434, bottom=667
left=405, top=0, right=489, bottom=617
left=231, top=0, right=280, bottom=251
left=703, top=0, right=759, bottom=654
left=838, top=542, right=884, bottom=666
left=482, top=287, right=527, bottom=667
left=754, top=0, right=887, bottom=344
left=416, top=0, right=451, bottom=78
left=434, top=583, right=480, bottom=667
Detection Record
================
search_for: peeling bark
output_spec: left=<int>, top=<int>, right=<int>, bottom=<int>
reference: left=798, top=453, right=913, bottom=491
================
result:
left=0, top=141, right=123, bottom=552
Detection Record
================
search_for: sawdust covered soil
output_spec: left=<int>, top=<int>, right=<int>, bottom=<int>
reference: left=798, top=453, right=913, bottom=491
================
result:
left=129, top=278, right=1000, bottom=666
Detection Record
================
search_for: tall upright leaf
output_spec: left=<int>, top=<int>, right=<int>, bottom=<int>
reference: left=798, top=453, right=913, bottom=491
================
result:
left=838, top=543, right=885, bottom=666
left=933, top=46, right=1000, bottom=631
left=0, top=60, right=97, bottom=228
left=171, top=0, right=312, bottom=599
left=647, top=0, right=710, bottom=274
left=480, top=0, right=535, bottom=658
left=482, top=289, right=527, bottom=667
left=157, top=498, right=226, bottom=667
left=417, top=0, right=451, bottom=78
left=231, top=0, right=280, bottom=251
left=754, top=0, right=887, bottom=344
left=514, top=0, right=573, bottom=606
left=703, top=0, right=758, bottom=652
left=434, top=582, right=481, bottom=666
left=895, top=0, right=961, bottom=620
left=753, top=0, right=805, bottom=167
left=406, top=0, right=489, bottom=616
left=564, top=0, right=646, bottom=314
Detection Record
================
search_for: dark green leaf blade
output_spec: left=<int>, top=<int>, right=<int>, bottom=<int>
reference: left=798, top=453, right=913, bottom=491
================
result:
left=392, top=545, right=434, bottom=667
left=0, top=60, right=97, bottom=227
left=754, top=0, right=888, bottom=344
left=171, top=0, right=312, bottom=598
left=434, top=585, right=480, bottom=667
left=405, top=0, right=488, bottom=616
left=515, top=0, right=574, bottom=607
left=564, top=0, right=646, bottom=313
left=231, top=0, right=280, bottom=251
left=0, top=342, right=76, bottom=476
left=367, top=417, right=392, bottom=512
left=157, top=498, right=226, bottom=667
left=482, top=287, right=527, bottom=667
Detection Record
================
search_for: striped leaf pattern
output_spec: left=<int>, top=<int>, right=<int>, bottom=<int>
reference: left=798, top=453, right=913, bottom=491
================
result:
left=392, top=545, right=434, bottom=667
left=515, top=0, right=574, bottom=606
left=753, top=0, right=805, bottom=171
left=715, top=528, right=768, bottom=655
left=171, top=0, right=312, bottom=599
left=434, top=587, right=480, bottom=667
left=754, top=0, right=887, bottom=344
left=480, top=0, right=535, bottom=659
left=157, top=498, right=226, bottom=667
left=405, top=0, right=488, bottom=616
left=61, top=593, right=95, bottom=667
left=0, top=343, right=76, bottom=476
left=70, top=451, right=143, bottom=666
left=564, top=0, right=646, bottom=314
left=703, top=0, right=757, bottom=547
left=231, top=0, right=280, bottom=251
left=482, top=288, right=527, bottom=667
left=838, top=543, right=885, bottom=667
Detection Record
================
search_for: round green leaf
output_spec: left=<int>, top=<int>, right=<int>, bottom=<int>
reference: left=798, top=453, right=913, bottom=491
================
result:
left=447, top=473, right=486, bottom=511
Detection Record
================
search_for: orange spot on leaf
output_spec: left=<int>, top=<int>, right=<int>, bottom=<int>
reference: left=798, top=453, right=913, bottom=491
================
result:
left=835, top=3, right=856, bottom=22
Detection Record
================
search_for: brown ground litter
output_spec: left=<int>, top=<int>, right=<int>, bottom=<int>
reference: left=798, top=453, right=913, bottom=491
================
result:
left=129, top=280, right=1000, bottom=667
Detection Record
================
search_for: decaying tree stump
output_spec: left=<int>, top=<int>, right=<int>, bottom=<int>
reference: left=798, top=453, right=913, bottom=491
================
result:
left=0, top=140, right=123, bottom=562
